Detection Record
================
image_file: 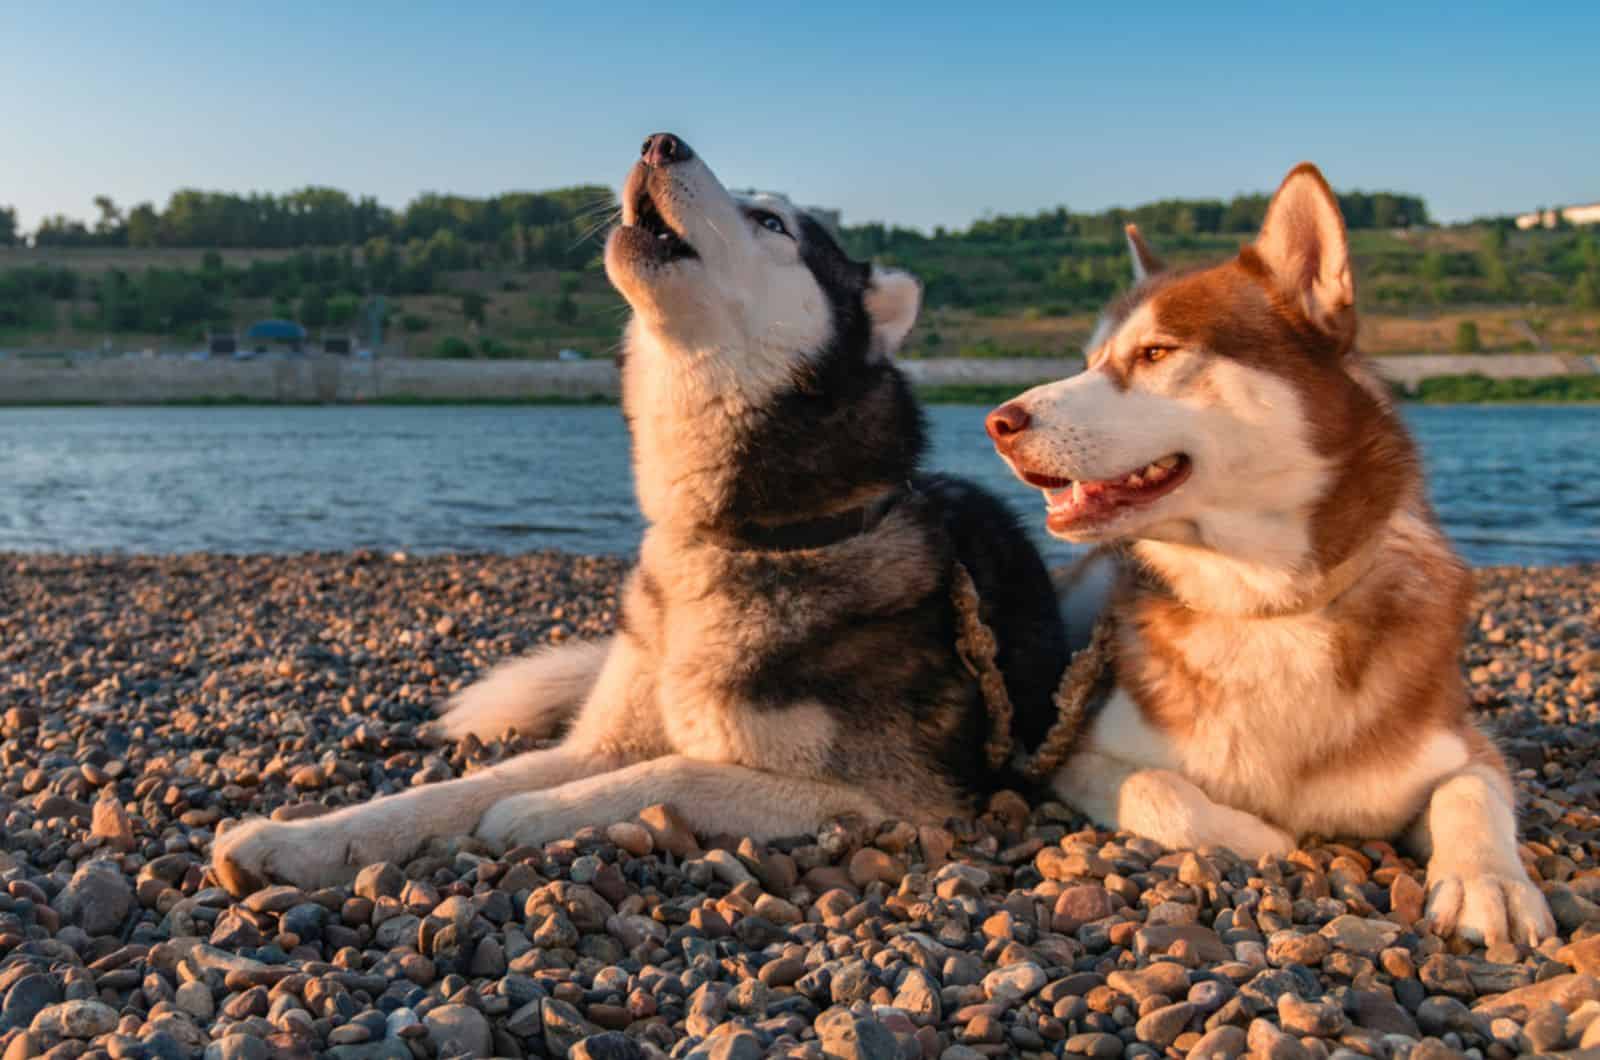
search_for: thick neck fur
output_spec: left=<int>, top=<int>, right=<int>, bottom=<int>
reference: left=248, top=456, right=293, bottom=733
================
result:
left=1134, top=359, right=1421, bottom=618
left=620, top=318, right=925, bottom=538
left=1118, top=491, right=1472, bottom=743
left=1112, top=493, right=1475, bottom=842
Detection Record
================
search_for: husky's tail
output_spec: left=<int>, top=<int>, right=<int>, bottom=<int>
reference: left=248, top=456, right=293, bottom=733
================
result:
left=434, top=637, right=612, bottom=742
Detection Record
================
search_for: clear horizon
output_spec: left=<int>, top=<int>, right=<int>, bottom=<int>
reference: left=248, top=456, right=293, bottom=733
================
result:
left=4, top=2, right=1597, bottom=234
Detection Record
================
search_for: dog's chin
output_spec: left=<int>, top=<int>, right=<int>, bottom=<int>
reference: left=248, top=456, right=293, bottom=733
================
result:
left=605, top=227, right=700, bottom=288
left=1046, top=514, right=1128, bottom=544
left=1046, top=503, right=1186, bottom=545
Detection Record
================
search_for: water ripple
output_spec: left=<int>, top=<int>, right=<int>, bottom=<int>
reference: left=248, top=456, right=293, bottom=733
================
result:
left=0, top=404, right=1595, bottom=567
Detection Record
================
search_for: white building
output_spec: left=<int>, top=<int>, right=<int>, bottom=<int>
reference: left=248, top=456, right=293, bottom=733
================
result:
left=1515, top=203, right=1600, bottom=229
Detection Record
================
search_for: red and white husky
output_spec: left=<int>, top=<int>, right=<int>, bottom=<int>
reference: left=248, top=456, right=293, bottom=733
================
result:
left=987, top=163, right=1554, bottom=947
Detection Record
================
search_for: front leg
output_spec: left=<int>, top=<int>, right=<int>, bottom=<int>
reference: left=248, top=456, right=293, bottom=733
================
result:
left=1052, top=751, right=1296, bottom=862
left=1409, top=760, right=1554, bottom=946
left=477, top=755, right=885, bottom=850
left=212, top=746, right=616, bottom=893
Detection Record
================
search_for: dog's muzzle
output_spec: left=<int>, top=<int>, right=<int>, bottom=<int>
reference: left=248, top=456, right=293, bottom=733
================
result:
left=641, top=133, right=694, bottom=168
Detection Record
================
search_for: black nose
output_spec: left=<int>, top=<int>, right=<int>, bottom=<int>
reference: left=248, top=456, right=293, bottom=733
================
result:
left=641, top=133, right=692, bottom=168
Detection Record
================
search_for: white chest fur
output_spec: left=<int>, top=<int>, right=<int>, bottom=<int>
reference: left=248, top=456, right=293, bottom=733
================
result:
left=635, top=532, right=839, bottom=776
left=1092, top=611, right=1468, bottom=838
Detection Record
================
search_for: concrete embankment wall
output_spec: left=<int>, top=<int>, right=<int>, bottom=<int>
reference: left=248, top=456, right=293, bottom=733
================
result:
left=1369, top=353, right=1596, bottom=389
left=0, top=353, right=1594, bottom=405
left=0, top=358, right=621, bottom=404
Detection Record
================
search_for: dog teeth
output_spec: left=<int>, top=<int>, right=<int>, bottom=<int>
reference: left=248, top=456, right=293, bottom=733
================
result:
left=1044, top=486, right=1077, bottom=510
left=1127, top=455, right=1182, bottom=487
left=1071, top=482, right=1086, bottom=505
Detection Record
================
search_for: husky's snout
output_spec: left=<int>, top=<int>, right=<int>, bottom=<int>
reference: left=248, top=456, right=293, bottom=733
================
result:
left=640, top=132, right=693, bottom=168
left=985, top=403, right=1030, bottom=451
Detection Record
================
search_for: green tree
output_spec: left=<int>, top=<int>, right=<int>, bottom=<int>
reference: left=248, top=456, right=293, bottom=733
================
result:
left=1221, top=194, right=1269, bottom=233
left=1479, top=229, right=1517, bottom=301
left=1575, top=272, right=1599, bottom=309
left=298, top=288, right=329, bottom=329
left=430, top=336, right=473, bottom=359
left=92, top=196, right=126, bottom=244
left=327, top=294, right=361, bottom=327
left=1578, top=233, right=1600, bottom=274
left=0, top=206, right=18, bottom=246
left=0, top=270, right=57, bottom=329
left=1421, top=251, right=1447, bottom=305
left=423, top=229, right=467, bottom=269
left=125, top=203, right=160, bottom=247
left=459, top=290, right=488, bottom=326
left=34, top=214, right=95, bottom=246
left=1454, top=320, right=1482, bottom=353
left=478, top=337, right=523, bottom=358
left=554, top=291, right=579, bottom=324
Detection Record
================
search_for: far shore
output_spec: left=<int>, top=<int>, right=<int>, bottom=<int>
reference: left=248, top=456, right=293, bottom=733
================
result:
left=2, top=353, right=1599, bottom=406
left=3, top=386, right=1600, bottom=408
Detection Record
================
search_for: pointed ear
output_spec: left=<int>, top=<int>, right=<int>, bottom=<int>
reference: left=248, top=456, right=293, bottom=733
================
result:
left=864, top=266, right=921, bottom=355
left=1125, top=224, right=1164, bottom=282
left=1253, top=163, right=1355, bottom=338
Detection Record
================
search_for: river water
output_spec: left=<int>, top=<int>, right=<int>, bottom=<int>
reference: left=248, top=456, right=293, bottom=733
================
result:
left=0, top=404, right=1595, bottom=567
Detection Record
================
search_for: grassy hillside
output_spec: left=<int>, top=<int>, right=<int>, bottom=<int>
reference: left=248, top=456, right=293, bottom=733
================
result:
left=858, top=224, right=1600, bottom=358
left=3, top=220, right=1598, bottom=360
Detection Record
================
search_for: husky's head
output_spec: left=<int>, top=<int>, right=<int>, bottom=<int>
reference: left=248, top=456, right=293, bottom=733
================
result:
left=605, top=133, right=925, bottom=533
left=988, top=163, right=1418, bottom=612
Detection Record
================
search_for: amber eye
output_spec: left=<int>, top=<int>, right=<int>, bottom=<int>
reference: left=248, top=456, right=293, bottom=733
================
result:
left=1140, top=345, right=1175, bottom=364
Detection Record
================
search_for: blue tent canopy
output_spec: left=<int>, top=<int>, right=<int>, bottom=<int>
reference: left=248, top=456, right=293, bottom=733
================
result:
left=244, top=319, right=307, bottom=341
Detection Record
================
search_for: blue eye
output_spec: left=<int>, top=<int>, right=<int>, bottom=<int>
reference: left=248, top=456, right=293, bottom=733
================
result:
left=750, top=210, right=788, bottom=236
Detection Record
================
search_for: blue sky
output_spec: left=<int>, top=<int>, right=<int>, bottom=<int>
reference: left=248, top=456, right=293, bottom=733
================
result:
left=4, top=3, right=1596, bottom=233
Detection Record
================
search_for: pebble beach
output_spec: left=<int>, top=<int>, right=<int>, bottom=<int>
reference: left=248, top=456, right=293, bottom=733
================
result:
left=2, top=552, right=1598, bottom=1060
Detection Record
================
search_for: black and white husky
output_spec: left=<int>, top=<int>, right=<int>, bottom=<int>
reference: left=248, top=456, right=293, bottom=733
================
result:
left=213, top=134, right=1069, bottom=890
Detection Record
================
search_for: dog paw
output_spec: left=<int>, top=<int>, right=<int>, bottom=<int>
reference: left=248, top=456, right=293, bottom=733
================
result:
left=211, top=817, right=361, bottom=895
left=1425, top=864, right=1554, bottom=947
left=1227, top=819, right=1298, bottom=863
left=476, top=793, right=548, bottom=851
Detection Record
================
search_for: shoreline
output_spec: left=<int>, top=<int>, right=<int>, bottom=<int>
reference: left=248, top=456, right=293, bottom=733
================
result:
left=3, top=389, right=1600, bottom=409
left=2, top=552, right=1598, bottom=1057
left=5, top=548, right=1597, bottom=570
left=2, top=355, right=1597, bottom=407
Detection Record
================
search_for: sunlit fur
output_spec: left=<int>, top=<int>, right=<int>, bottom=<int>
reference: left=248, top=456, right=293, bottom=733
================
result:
left=998, top=164, right=1554, bottom=947
left=212, top=142, right=1068, bottom=894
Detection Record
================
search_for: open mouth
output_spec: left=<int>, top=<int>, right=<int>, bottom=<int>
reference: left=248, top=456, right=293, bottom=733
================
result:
left=1020, top=454, right=1192, bottom=533
left=624, top=180, right=697, bottom=263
